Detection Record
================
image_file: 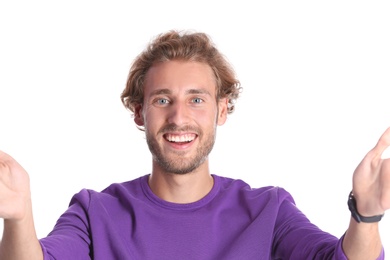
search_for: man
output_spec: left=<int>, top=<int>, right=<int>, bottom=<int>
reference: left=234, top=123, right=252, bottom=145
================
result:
left=0, top=30, right=388, bottom=259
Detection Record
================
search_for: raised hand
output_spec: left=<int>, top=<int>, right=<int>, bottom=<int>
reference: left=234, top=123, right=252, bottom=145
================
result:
left=352, top=127, right=390, bottom=217
left=0, top=151, right=43, bottom=260
left=0, top=151, right=32, bottom=221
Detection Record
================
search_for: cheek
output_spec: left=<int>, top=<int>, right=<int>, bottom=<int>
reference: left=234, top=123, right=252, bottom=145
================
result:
left=143, top=109, right=165, bottom=129
left=195, top=109, right=219, bottom=127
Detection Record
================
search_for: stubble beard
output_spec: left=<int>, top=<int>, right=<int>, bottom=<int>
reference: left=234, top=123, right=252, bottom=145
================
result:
left=145, top=124, right=216, bottom=175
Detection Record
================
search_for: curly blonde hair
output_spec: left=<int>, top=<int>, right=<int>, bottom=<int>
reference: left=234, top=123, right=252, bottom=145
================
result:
left=121, top=30, right=241, bottom=116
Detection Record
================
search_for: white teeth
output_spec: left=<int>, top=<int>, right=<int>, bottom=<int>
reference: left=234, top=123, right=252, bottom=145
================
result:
left=166, top=134, right=195, bottom=142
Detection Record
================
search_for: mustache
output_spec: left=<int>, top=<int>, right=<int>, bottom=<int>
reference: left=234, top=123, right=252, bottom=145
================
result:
left=158, top=124, right=201, bottom=135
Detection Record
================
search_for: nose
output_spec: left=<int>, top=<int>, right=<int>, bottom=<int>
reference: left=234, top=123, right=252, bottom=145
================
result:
left=166, top=101, right=190, bottom=126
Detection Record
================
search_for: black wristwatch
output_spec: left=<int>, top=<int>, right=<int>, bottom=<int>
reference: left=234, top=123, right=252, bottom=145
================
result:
left=348, top=191, right=384, bottom=223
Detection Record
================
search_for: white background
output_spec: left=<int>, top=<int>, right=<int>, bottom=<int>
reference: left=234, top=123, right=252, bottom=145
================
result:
left=1, top=0, right=389, bottom=255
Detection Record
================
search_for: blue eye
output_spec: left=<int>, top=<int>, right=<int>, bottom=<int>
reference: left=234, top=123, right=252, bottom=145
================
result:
left=157, top=98, right=169, bottom=105
left=192, top=98, right=203, bottom=104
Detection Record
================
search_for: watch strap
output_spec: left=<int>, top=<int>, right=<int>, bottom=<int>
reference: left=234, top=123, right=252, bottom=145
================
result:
left=348, top=191, right=384, bottom=223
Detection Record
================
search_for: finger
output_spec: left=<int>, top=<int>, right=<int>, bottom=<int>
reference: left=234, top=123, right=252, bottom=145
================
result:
left=0, top=151, right=13, bottom=168
left=361, top=127, right=390, bottom=166
left=0, top=150, right=13, bottom=161
left=371, top=127, right=390, bottom=158
left=0, top=151, right=21, bottom=167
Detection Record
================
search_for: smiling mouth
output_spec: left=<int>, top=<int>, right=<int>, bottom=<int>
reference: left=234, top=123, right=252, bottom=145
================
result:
left=164, top=133, right=196, bottom=143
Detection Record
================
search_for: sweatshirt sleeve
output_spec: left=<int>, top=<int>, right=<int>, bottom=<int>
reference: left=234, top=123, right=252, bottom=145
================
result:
left=272, top=189, right=385, bottom=259
left=39, top=189, right=92, bottom=260
left=272, top=188, right=345, bottom=259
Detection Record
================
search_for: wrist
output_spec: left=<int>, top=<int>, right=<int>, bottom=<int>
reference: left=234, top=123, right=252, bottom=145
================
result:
left=348, top=191, right=384, bottom=223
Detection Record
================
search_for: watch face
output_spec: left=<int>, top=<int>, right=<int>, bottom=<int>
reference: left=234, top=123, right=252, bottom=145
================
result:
left=348, top=193, right=361, bottom=223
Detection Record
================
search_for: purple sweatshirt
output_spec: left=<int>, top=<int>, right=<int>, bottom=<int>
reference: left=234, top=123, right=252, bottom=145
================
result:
left=39, top=174, right=384, bottom=259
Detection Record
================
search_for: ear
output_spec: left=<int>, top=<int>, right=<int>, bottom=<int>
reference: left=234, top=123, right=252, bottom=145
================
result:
left=217, top=98, right=228, bottom=126
left=133, top=104, right=144, bottom=126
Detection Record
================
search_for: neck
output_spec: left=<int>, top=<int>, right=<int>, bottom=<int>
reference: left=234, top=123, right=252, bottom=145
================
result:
left=148, top=161, right=214, bottom=204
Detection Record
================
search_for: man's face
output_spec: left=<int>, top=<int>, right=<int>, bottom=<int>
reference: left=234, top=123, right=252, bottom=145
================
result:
left=134, top=60, right=228, bottom=174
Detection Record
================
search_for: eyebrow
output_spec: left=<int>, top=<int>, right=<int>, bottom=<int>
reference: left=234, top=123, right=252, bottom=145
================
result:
left=149, top=88, right=212, bottom=97
left=149, top=89, right=171, bottom=96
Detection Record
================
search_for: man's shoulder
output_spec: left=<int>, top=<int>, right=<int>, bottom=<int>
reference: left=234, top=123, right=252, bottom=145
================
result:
left=214, top=174, right=294, bottom=203
left=70, top=174, right=148, bottom=202
left=100, top=174, right=148, bottom=193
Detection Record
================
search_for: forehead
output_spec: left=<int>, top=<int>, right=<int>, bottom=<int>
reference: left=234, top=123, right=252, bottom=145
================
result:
left=143, top=60, right=217, bottom=96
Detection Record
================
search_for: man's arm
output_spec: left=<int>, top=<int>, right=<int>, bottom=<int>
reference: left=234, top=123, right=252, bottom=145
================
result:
left=343, top=220, right=382, bottom=259
left=0, top=151, right=43, bottom=260
left=342, top=127, right=390, bottom=259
